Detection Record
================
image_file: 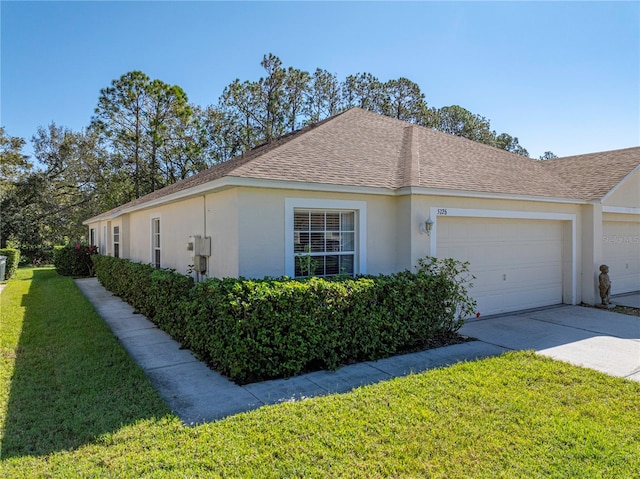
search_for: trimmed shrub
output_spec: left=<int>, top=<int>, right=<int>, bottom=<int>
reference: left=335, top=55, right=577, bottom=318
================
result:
left=93, top=255, right=156, bottom=317
left=53, top=244, right=98, bottom=277
left=0, top=248, right=20, bottom=280
left=93, top=255, right=476, bottom=385
left=148, top=268, right=194, bottom=343
left=18, top=246, right=54, bottom=267
left=181, top=263, right=476, bottom=384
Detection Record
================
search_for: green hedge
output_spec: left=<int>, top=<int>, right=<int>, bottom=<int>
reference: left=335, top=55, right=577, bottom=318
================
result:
left=93, top=255, right=476, bottom=384
left=0, top=248, right=20, bottom=280
left=53, top=245, right=98, bottom=277
left=182, top=270, right=472, bottom=384
left=93, top=255, right=158, bottom=317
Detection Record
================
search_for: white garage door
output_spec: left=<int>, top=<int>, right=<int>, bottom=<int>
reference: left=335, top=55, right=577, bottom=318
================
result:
left=603, top=222, right=640, bottom=294
left=437, top=217, right=563, bottom=316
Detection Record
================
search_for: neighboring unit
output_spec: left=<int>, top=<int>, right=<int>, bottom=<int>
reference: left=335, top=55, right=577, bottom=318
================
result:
left=84, top=108, right=640, bottom=316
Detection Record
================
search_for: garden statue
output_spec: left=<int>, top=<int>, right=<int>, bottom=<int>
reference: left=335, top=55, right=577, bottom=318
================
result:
left=598, top=264, right=611, bottom=306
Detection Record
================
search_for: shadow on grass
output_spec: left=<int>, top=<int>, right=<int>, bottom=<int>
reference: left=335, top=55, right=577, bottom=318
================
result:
left=1, top=268, right=170, bottom=458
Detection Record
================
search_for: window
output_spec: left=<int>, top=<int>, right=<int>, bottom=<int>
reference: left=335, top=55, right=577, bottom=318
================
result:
left=285, top=198, right=366, bottom=278
left=113, top=226, right=120, bottom=258
left=90, top=228, right=96, bottom=247
left=293, top=209, right=355, bottom=277
left=152, top=218, right=161, bottom=268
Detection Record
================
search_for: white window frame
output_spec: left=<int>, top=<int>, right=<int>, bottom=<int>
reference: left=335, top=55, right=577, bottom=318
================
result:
left=113, top=225, right=120, bottom=258
left=285, top=198, right=367, bottom=277
left=151, top=217, right=161, bottom=268
left=89, top=228, right=96, bottom=247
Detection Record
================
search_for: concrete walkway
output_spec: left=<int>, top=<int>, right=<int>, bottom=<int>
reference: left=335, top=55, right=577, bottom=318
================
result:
left=75, top=278, right=640, bottom=424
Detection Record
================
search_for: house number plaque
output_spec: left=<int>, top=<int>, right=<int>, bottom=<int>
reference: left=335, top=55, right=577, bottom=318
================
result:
left=437, top=208, right=448, bottom=216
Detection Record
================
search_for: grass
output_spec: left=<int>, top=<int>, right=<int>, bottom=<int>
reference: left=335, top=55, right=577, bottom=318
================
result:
left=1, top=268, right=639, bottom=478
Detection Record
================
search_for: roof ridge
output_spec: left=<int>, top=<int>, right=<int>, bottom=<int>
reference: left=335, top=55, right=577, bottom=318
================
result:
left=402, top=124, right=421, bottom=187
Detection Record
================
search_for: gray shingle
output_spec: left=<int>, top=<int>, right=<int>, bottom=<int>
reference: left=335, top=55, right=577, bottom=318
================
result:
left=86, top=108, right=640, bottom=223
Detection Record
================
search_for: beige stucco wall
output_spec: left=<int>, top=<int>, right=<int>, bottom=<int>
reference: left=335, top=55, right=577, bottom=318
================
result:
left=206, top=188, right=239, bottom=278
left=603, top=169, right=640, bottom=208
left=233, top=187, right=399, bottom=278
left=126, top=196, right=205, bottom=275
left=86, top=180, right=639, bottom=305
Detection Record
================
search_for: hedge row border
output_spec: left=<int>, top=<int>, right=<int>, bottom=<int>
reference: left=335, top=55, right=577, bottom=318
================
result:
left=92, top=255, right=476, bottom=384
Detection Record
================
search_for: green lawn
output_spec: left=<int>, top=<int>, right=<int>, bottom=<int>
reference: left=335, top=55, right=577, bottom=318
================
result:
left=1, top=268, right=639, bottom=478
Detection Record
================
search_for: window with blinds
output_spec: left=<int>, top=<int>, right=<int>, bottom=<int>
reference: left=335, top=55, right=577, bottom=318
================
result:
left=293, top=209, right=355, bottom=277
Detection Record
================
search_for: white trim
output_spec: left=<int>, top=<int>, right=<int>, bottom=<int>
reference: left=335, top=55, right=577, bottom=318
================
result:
left=601, top=164, right=640, bottom=203
left=602, top=206, right=640, bottom=215
left=285, top=198, right=367, bottom=277
left=429, top=207, right=577, bottom=306
left=84, top=177, right=591, bottom=224
left=399, top=186, right=587, bottom=205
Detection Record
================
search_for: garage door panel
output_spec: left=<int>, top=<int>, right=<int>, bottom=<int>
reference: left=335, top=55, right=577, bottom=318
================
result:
left=603, top=222, right=640, bottom=294
left=437, top=217, right=564, bottom=316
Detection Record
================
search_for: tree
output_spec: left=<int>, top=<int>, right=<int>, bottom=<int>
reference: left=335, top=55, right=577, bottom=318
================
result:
left=0, top=128, right=32, bottom=248
left=198, top=105, right=245, bottom=164
left=146, top=79, right=192, bottom=190
left=305, top=68, right=342, bottom=123
left=0, top=127, right=32, bottom=187
left=92, top=70, right=150, bottom=199
left=283, top=67, right=310, bottom=132
left=380, top=77, right=436, bottom=126
left=436, top=105, right=496, bottom=145
left=258, top=53, right=287, bottom=141
left=92, top=71, right=194, bottom=200
left=495, top=133, right=529, bottom=157
left=538, top=151, right=558, bottom=160
left=1, top=124, right=102, bottom=254
left=342, top=73, right=384, bottom=112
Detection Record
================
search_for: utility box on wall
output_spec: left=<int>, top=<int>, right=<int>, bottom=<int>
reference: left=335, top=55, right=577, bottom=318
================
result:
left=187, top=235, right=212, bottom=274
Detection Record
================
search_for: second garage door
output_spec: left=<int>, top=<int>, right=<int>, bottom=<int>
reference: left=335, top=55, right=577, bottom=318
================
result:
left=603, top=221, right=640, bottom=294
left=437, top=217, right=564, bottom=316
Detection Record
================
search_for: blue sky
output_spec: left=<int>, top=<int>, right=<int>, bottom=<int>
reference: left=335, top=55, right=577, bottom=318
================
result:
left=2, top=1, right=638, bottom=160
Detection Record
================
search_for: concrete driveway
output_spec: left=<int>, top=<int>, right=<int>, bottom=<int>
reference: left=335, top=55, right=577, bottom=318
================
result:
left=460, top=305, right=640, bottom=382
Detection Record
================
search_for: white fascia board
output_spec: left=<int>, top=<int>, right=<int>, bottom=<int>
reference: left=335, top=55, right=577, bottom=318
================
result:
left=398, top=186, right=587, bottom=205
left=84, top=177, right=586, bottom=224
left=602, top=206, right=640, bottom=215
left=601, top=164, right=640, bottom=203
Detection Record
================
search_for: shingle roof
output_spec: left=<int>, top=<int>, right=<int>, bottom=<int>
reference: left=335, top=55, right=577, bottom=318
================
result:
left=541, top=148, right=640, bottom=201
left=86, top=108, right=640, bottom=222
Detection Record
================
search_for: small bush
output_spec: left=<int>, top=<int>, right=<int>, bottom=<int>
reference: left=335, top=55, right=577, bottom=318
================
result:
left=18, top=246, right=54, bottom=267
left=53, top=244, right=98, bottom=277
left=0, top=247, right=20, bottom=280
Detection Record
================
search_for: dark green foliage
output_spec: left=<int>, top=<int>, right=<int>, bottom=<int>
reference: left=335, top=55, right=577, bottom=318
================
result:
left=183, top=269, right=475, bottom=384
left=53, top=244, right=98, bottom=277
left=148, top=268, right=195, bottom=343
left=93, top=255, right=476, bottom=385
left=92, top=255, right=156, bottom=316
left=0, top=247, right=20, bottom=279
